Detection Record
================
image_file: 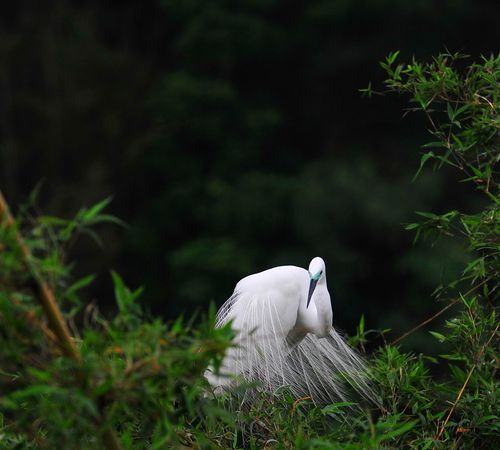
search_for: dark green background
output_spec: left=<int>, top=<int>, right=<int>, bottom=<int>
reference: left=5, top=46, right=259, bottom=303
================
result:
left=1, top=0, right=498, bottom=351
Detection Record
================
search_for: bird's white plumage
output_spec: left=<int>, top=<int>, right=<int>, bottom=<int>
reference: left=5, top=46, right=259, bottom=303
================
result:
left=207, top=257, right=373, bottom=404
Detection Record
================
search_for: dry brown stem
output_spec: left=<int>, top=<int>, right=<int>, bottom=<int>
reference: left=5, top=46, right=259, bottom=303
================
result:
left=0, top=191, right=123, bottom=450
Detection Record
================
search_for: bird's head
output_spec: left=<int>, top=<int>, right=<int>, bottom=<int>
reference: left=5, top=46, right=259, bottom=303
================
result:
left=307, top=256, right=325, bottom=308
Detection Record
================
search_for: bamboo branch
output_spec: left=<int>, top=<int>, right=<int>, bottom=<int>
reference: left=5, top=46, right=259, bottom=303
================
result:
left=0, top=191, right=122, bottom=450
left=434, top=324, right=498, bottom=446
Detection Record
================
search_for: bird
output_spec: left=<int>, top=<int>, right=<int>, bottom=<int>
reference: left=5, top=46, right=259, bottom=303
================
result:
left=206, top=257, right=374, bottom=404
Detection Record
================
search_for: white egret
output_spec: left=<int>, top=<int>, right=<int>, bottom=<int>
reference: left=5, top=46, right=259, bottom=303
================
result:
left=207, top=257, right=374, bottom=404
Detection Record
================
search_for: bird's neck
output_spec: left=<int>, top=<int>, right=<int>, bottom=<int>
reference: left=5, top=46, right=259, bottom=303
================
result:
left=297, top=280, right=332, bottom=338
left=310, top=282, right=332, bottom=336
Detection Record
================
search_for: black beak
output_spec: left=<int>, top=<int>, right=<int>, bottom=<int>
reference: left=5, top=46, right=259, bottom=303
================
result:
left=307, top=279, right=318, bottom=308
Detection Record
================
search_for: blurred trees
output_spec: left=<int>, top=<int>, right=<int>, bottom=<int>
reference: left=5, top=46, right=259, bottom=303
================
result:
left=0, top=0, right=498, bottom=349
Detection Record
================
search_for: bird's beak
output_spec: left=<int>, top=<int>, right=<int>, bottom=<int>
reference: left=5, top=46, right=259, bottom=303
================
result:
left=307, top=278, right=318, bottom=308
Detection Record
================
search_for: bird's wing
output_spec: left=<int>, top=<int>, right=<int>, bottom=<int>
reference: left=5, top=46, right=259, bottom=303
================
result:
left=214, top=288, right=300, bottom=392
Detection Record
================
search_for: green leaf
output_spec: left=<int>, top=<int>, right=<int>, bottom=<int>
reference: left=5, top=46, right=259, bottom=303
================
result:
left=440, top=354, right=467, bottom=361
left=81, top=197, right=112, bottom=222
left=413, top=151, right=434, bottom=181
left=359, top=314, right=365, bottom=334
left=66, top=274, right=96, bottom=297
left=429, top=331, right=446, bottom=342
left=422, top=141, right=445, bottom=148
left=27, top=368, right=52, bottom=382
left=111, top=270, right=142, bottom=315
left=476, top=415, right=498, bottom=425
left=387, top=50, right=400, bottom=65
left=111, top=270, right=128, bottom=312
left=446, top=102, right=455, bottom=121
left=415, top=211, right=439, bottom=220
left=9, top=385, right=60, bottom=400
left=379, top=420, right=417, bottom=441
left=39, top=216, right=70, bottom=226
left=321, top=402, right=356, bottom=415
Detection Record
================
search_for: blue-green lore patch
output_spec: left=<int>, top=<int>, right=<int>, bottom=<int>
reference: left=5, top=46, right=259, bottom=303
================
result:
left=310, top=271, right=322, bottom=281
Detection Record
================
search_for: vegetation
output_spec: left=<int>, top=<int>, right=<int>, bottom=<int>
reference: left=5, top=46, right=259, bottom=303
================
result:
left=0, top=53, right=498, bottom=448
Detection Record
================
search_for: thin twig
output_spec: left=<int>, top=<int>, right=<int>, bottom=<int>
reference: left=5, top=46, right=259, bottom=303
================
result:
left=0, top=191, right=123, bottom=450
left=436, top=365, right=476, bottom=441
left=391, top=300, right=458, bottom=345
left=391, top=280, right=488, bottom=345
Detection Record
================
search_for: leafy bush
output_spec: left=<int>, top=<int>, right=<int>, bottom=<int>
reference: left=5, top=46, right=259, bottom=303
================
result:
left=0, top=52, right=498, bottom=449
left=0, top=196, right=233, bottom=448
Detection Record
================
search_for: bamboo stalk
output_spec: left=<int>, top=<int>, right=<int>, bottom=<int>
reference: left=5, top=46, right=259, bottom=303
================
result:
left=0, top=191, right=122, bottom=450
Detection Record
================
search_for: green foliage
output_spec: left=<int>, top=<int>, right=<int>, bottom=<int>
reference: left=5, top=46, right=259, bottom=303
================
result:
left=375, top=51, right=499, bottom=449
left=382, top=52, right=499, bottom=304
left=1, top=52, right=498, bottom=448
left=0, top=202, right=233, bottom=448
